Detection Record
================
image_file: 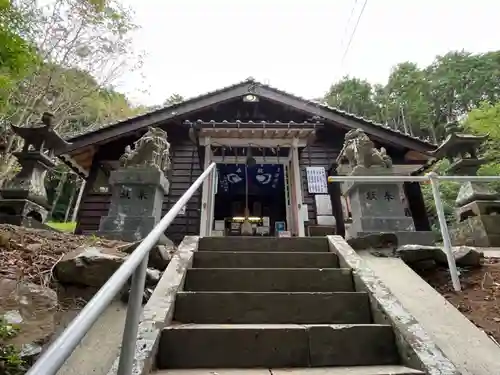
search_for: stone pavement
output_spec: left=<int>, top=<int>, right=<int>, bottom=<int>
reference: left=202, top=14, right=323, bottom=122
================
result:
left=55, top=301, right=127, bottom=375
left=359, top=250, right=500, bottom=375
left=155, top=366, right=424, bottom=374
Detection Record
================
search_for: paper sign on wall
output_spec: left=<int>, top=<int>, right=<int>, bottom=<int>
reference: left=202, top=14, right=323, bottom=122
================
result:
left=314, top=194, right=332, bottom=215
left=306, top=167, right=328, bottom=194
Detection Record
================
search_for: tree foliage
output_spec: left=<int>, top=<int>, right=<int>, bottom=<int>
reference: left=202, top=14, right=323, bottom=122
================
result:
left=163, top=93, right=184, bottom=106
left=0, top=0, right=144, bottom=184
left=324, top=50, right=500, bottom=143
left=464, top=101, right=500, bottom=191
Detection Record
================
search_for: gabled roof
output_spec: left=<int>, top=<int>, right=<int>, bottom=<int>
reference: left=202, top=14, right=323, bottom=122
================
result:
left=61, top=78, right=437, bottom=155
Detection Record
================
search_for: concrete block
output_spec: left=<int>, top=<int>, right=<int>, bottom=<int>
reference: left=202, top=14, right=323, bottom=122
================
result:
left=158, top=324, right=310, bottom=368
left=198, top=237, right=329, bottom=252
left=155, top=367, right=424, bottom=375
left=308, top=324, right=399, bottom=367
left=328, top=235, right=461, bottom=375
left=270, top=366, right=424, bottom=374
left=158, top=324, right=402, bottom=370
left=183, top=268, right=354, bottom=292
left=154, top=370, right=271, bottom=375
left=192, top=251, right=339, bottom=269
left=173, top=292, right=371, bottom=324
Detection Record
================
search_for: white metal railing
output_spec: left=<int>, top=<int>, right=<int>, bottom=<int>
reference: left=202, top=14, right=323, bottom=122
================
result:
left=23, top=166, right=500, bottom=374
left=327, top=172, right=500, bottom=292
left=26, top=162, right=217, bottom=375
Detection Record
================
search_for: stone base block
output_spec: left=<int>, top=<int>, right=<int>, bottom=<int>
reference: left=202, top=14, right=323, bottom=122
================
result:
left=158, top=323, right=398, bottom=368
left=192, top=251, right=339, bottom=269
left=0, top=199, right=48, bottom=224
left=451, top=215, right=500, bottom=247
left=456, top=200, right=500, bottom=222
left=183, top=268, right=354, bottom=292
left=98, top=215, right=157, bottom=242
left=110, top=167, right=170, bottom=193
left=348, top=217, right=415, bottom=235
left=173, top=291, right=370, bottom=324
left=346, top=231, right=435, bottom=247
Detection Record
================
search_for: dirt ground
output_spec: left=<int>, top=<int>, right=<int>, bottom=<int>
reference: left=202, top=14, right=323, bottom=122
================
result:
left=419, top=257, right=500, bottom=344
left=0, top=224, right=126, bottom=287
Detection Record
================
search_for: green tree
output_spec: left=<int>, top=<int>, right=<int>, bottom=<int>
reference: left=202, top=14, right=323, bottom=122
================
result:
left=464, top=101, right=500, bottom=191
left=385, top=62, right=434, bottom=139
left=324, top=76, right=377, bottom=119
left=163, top=93, right=184, bottom=106
left=324, top=50, right=500, bottom=144
left=0, top=0, right=39, bottom=108
left=0, top=0, right=141, bottom=183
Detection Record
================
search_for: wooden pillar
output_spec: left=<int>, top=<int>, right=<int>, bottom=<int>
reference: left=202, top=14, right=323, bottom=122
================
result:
left=199, top=137, right=212, bottom=236
left=327, top=165, right=346, bottom=237
left=404, top=181, right=431, bottom=231
left=291, top=138, right=305, bottom=237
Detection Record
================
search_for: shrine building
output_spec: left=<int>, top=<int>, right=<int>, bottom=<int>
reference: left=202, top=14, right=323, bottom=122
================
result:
left=56, top=78, right=437, bottom=243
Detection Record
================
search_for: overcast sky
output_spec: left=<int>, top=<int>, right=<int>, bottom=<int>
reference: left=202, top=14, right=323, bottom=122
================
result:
left=117, top=0, right=500, bottom=107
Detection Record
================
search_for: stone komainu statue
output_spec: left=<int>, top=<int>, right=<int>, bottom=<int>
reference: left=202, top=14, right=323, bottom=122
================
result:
left=119, top=127, right=171, bottom=173
left=337, top=128, right=392, bottom=169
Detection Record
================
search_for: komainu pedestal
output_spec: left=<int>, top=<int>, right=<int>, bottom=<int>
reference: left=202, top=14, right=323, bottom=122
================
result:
left=342, top=167, right=434, bottom=246
left=337, top=129, right=434, bottom=246
left=98, top=168, right=170, bottom=242
left=98, top=127, right=171, bottom=242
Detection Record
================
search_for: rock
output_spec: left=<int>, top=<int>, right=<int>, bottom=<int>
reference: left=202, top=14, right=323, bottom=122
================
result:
left=435, top=246, right=484, bottom=267
left=55, top=246, right=126, bottom=287
left=26, top=243, right=42, bottom=252
left=118, top=240, right=175, bottom=271
left=0, top=279, right=58, bottom=347
left=120, top=287, right=154, bottom=305
left=411, top=259, right=438, bottom=271
left=54, top=244, right=166, bottom=288
left=396, top=244, right=441, bottom=263
left=347, top=233, right=398, bottom=250
left=145, top=269, right=161, bottom=287
left=19, top=342, right=43, bottom=365
left=396, top=244, right=484, bottom=268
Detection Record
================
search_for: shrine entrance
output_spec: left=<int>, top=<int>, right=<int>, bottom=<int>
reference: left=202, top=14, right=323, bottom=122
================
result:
left=212, top=163, right=288, bottom=236
left=199, top=137, right=309, bottom=237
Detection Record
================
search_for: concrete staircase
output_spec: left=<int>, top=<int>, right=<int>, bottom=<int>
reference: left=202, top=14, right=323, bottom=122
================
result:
left=155, top=237, right=423, bottom=374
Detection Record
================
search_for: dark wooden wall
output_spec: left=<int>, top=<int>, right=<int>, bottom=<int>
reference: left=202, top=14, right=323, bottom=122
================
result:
left=299, top=128, right=343, bottom=226
left=163, top=138, right=202, bottom=243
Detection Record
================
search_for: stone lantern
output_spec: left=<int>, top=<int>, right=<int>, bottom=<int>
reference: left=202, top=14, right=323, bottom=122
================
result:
left=430, top=121, right=500, bottom=246
left=0, top=112, right=69, bottom=226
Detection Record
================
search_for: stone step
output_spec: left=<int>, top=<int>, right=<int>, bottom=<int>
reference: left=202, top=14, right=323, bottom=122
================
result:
left=198, top=237, right=329, bottom=252
left=183, top=268, right=354, bottom=292
left=192, top=251, right=339, bottom=269
left=173, top=292, right=371, bottom=324
left=158, top=324, right=398, bottom=369
left=154, top=366, right=424, bottom=374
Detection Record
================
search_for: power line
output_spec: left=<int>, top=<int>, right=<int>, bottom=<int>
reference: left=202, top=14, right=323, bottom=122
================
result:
left=340, top=0, right=359, bottom=49
left=340, top=0, right=368, bottom=67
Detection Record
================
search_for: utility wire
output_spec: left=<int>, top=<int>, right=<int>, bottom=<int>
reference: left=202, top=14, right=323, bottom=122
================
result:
left=340, top=0, right=368, bottom=67
left=340, top=0, right=359, bottom=50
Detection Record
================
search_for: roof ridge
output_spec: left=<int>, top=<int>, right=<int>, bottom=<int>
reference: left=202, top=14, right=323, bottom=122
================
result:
left=65, top=77, right=436, bottom=147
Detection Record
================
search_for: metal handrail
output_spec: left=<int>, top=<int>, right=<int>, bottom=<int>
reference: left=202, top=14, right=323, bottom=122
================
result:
left=327, top=172, right=500, bottom=292
left=27, top=162, right=217, bottom=375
